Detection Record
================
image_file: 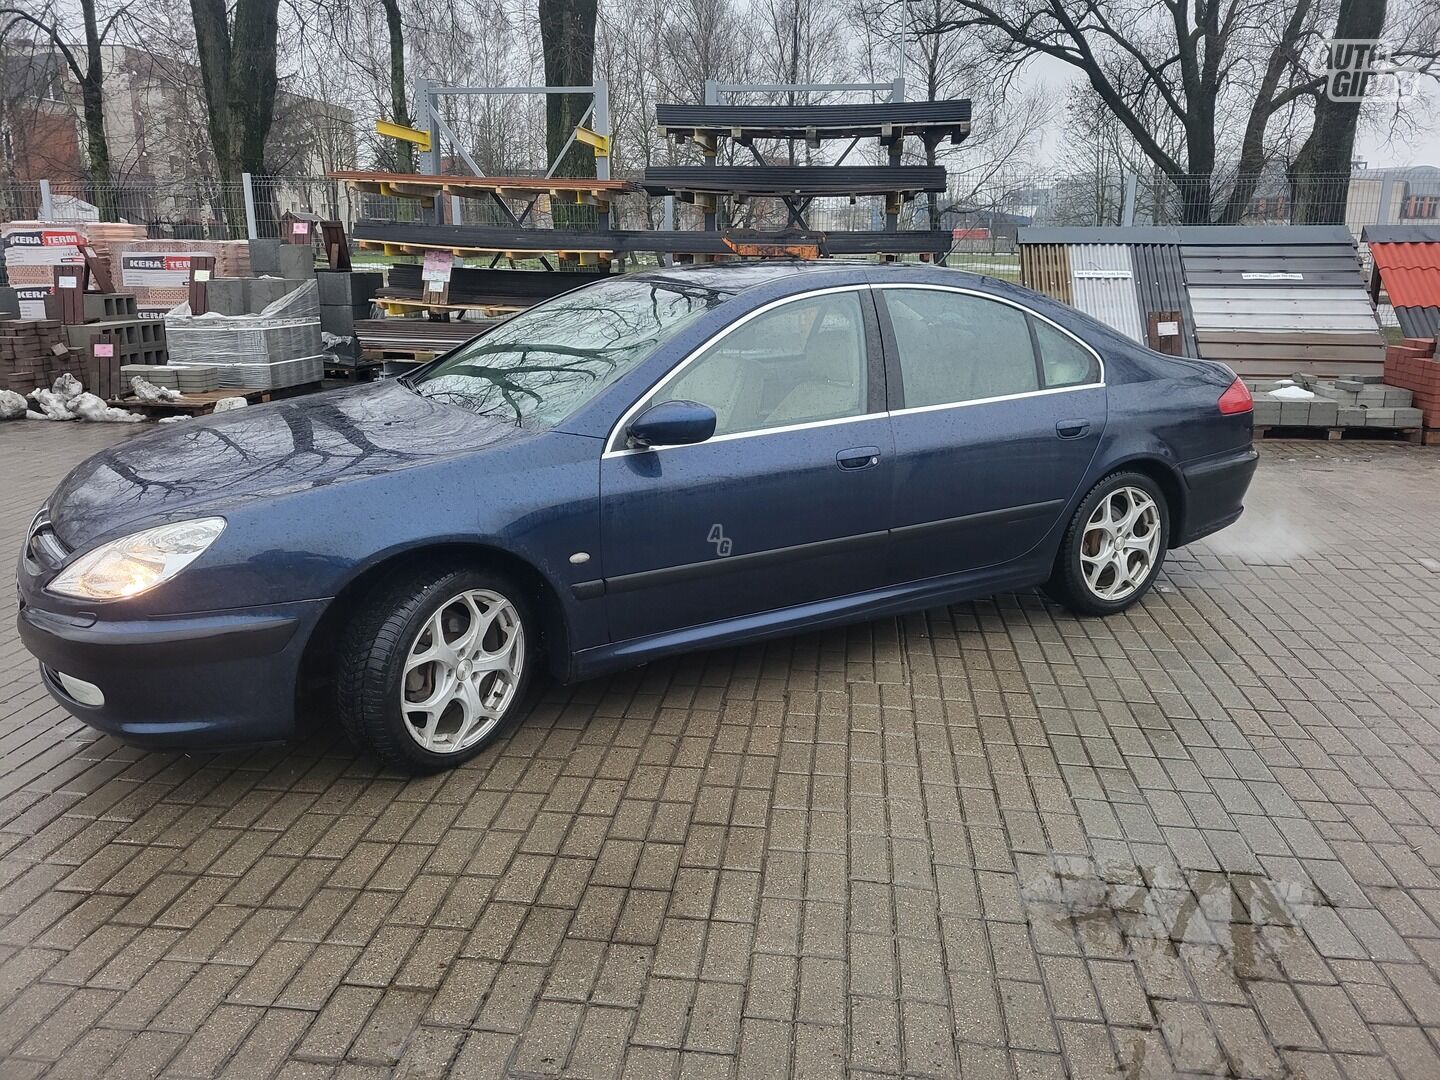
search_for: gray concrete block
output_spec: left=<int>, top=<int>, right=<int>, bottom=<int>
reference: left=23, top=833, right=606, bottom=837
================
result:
left=1337, top=406, right=1367, bottom=427
left=0, top=286, right=19, bottom=319
left=81, top=293, right=138, bottom=320
left=1307, top=400, right=1339, bottom=427
left=316, top=270, right=383, bottom=306
left=249, top=238, right=281, bottom=275
left=325, top=335, right=362, bottom=364
left=278, top=244, right=315, bottom=280
left=1279, top=401, right=1311, bottom=425
left=1253, top=400, right=1282, bottom=425
left=248, top=276, right=301, bottom=312
left=320, top=304, right=357, bottom=336
left=205, top=278, right=250, bottom=317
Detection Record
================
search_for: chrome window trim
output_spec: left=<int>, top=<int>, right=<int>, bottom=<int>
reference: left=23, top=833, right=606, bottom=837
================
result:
left=601, top=281, right=1107, bottom=458
left=603, top=284, right=874, bottom=457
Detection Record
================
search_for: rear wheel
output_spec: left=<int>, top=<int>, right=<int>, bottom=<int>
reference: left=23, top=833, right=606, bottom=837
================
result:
left=1047, top=472, right=1169, bottom=616
left=337, top=565, right=539, bottom=773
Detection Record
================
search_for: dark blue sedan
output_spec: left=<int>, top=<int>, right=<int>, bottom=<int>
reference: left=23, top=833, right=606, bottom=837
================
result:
left=17, top=262, right=1256, bottom=772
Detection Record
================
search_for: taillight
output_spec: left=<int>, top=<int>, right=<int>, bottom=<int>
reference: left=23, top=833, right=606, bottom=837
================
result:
left=1217, top=377, right=1253, bottom=415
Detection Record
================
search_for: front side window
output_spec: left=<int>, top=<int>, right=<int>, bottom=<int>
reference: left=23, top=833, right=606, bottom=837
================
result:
left=884, top=288, right=1040, bottom=407
left=652, top=290, right=868, bottom=438
left=411, top=276, right=729, bottom=427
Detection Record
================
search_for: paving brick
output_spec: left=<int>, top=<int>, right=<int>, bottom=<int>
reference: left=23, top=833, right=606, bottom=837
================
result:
left=1, top=430, right=1440, bottom=1078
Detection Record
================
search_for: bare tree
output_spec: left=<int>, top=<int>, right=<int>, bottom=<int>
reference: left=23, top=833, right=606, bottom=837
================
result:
left=1288, top=0, right=1386, bottom=222
left=189, top=0, right=282, bottom=231
left=538, top=0, right=596, bottom=178
left=926, top=0, right=1335, bottom=223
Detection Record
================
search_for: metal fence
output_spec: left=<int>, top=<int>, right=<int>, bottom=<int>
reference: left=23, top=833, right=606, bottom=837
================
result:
left=4, top=168, right=1427, bottom=306
left=8, top=169, right=1419, bottom=233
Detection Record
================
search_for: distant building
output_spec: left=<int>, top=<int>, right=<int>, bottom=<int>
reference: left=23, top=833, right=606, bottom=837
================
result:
left=1346, top=165, right=1440, bottom=234
left=0, top=43, right=355, bottom=227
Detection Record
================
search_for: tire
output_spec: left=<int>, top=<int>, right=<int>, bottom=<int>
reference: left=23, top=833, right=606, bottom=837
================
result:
left=337, top=564, right=540, bottom=773
left=1046, top=471, right=1170, bottom=617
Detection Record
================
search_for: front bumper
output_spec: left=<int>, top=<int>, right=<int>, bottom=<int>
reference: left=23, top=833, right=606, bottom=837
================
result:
left=16, top=597, right=328, bottom=747
left=1175, top=445, right=1259, bottom=546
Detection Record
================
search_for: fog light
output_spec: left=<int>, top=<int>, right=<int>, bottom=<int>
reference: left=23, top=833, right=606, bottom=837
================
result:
left=56, top=672, right=104, bottom=707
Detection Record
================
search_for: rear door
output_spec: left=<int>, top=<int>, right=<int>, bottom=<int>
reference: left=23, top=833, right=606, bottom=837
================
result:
left=599, top=286, right=893, bottom=643
left=875, top=284, right=1107, bottom=584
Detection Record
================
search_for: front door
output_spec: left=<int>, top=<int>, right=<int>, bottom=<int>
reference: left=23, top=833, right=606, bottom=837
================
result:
left=875, top=285, right=1107, bottom=584
left=600, top=287, right=893, bottom=643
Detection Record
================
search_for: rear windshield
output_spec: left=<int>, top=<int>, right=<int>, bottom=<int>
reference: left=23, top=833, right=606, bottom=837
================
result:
left=410, top=276, right=729, bottom=426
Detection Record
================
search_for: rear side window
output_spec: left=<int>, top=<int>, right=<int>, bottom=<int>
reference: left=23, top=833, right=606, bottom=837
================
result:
left=882, top=288, right=1039, bottom=407
left=1032, top=318, right=1100, bottom=388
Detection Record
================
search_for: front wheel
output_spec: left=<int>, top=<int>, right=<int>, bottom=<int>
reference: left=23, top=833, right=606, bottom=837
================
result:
left=1047, top=472, right=1170, bottom=616
left=337, top=565, right=539, bottom=773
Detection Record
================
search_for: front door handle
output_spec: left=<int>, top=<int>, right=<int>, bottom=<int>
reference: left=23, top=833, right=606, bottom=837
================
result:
left=1056, top=419, right=1090, bottom=439
left=837, top=446, right=881, bottom=471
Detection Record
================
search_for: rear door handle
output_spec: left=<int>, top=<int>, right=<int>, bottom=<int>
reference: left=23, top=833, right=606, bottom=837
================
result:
left=1056, top=419, right=1090, bottom=439
left=837, top=446, right=881, bottom=471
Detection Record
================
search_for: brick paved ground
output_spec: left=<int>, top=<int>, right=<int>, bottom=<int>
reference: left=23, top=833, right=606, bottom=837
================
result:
left=3, top=421, right=1440, bottom=1079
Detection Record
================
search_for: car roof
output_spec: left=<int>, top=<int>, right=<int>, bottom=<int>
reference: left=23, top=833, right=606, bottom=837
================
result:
left=626, top=259, right=991, bottom=296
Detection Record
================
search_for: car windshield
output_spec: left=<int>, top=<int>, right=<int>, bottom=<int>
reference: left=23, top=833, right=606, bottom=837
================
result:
left=409, top=276, right=730, bottom=427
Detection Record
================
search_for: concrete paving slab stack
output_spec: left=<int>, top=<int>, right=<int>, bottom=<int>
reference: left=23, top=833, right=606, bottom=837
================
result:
left=1247, top=375, right=1422, bottom=430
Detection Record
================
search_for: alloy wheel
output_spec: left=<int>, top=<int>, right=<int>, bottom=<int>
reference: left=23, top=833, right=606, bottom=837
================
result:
left=1080, top=486, right=1161, bottom=602
left=400, top=588, right=524, bottom=753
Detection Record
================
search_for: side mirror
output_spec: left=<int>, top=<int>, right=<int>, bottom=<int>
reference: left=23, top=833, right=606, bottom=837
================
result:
left=626, top=399, right=717, bottom=448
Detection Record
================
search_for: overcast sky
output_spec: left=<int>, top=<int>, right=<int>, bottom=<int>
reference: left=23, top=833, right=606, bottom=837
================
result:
left=1016, top=54, right=1439, bottom=171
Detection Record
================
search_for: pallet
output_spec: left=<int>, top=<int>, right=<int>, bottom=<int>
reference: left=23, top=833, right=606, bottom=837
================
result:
left=1255, top=425, right=1422, bottom=444
left=362, top=347, right=438, bottom=362
left=324, top=362, right=382, bottom=382
left=111, top=381, right=324, bottom=417
left=375, top=297, right=524, bottom=317
left=111, top=388, right=269, bottom=417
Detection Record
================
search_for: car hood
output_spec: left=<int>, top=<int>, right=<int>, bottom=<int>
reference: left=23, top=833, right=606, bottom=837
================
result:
left=48, top=379, right=531, bottom=549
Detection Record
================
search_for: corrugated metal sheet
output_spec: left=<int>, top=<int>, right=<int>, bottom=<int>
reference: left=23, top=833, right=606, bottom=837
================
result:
left=1067, top=244, right=1145, bottom=343
left=1362, top=225, right=1440, bottom=244
left=1130, top=244, right=1199, bottom=357
left=1017, top=224, right=1384, bottom=376
left=1019, top=244, right=1072, bottom=304
left=1394, top=306, right=1440, bottom=338
left=1019, top=225, right=1354, bottom=246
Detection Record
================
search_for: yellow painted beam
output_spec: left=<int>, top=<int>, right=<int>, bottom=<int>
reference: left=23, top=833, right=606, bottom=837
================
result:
left=575, top=126, right=610, bottom=157
left=375, top=119, right=432, bottom=151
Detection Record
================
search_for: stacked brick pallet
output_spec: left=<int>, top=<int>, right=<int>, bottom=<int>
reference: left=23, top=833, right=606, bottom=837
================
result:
left=1383, top=337, right=1440, bottom=445
left=111, top=239, right=251, bottom=316
left=0, top=320, right=66, bottom=394
left=0, top=221, right=147, bottom=317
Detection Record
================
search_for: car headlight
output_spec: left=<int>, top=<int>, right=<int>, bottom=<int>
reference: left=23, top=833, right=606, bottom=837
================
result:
left=47, top=517, right=226, bottom=601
